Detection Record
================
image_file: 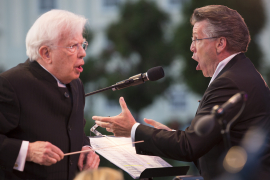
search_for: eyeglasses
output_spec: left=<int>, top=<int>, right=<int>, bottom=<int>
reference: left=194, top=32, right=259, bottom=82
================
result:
left=51, top=41, right=88, bottom=53
left=191, top=37, right=219, bottom=43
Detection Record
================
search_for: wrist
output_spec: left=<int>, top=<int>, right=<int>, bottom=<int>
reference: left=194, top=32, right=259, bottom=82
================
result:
left=26, top=143, right=32, bottom=161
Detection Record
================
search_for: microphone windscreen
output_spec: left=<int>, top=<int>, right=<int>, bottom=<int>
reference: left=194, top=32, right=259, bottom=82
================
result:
left=147, top=66, right=165, bottom=81
left=194, top=115, right=215, bottom=136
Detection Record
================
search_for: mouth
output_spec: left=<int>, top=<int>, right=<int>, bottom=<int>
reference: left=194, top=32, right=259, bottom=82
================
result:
left=75, top=65, right=83, bottom=73
left=192, top=53, right=201, bottom=71
left=196, top=63, right=201, bottom=70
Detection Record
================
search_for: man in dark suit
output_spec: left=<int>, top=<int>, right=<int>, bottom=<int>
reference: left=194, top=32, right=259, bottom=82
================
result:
left=0, top=10, right=99, bottom=180
left=93, top=5, right=270, bottom=180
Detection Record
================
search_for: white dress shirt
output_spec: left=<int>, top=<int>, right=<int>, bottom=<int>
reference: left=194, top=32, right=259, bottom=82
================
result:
left=130, top=52, right=241, bottom=142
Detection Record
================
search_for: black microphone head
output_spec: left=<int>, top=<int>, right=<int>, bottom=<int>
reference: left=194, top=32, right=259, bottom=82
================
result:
left=194, top=114, right=215, bottom=136
left=147, top=66, right=164, bottom=81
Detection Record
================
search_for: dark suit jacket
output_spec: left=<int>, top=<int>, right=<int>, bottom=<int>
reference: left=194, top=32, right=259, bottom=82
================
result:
left=135, top=53, right=270, bottom=180
left=0, top=60, right=90, bottom=180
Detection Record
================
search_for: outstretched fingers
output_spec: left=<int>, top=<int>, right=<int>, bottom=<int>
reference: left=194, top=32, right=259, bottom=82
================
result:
left=144, top=118, right=158, bottom=127
left=144, top=118, right=171, bottom=131
left=95, top=121, right=111, bottom=129
left=119, top=97, right=129, bottom=113
left=92, top=116, right=112, bottom=123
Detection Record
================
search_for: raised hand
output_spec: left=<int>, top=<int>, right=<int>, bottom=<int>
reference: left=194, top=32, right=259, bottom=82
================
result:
left=92, top=97, right=136, bottom=137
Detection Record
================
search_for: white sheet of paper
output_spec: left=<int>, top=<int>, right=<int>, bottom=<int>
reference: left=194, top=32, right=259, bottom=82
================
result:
left=90, top=136, right=172, bottom=179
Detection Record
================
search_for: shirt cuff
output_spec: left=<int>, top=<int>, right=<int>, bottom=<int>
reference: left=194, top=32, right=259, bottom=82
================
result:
left=131, top=123, right=140, bottom=146
left=14, top=141, right=29, bottom=171
left=83, top=145, right=91, bottom=148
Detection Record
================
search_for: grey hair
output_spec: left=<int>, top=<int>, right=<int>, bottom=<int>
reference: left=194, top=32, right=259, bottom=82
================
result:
left=191, top=5, right=250, bottom=53
left=26, top=9, right=87, bottom=61
left=201, top=19, right=216, bottom=38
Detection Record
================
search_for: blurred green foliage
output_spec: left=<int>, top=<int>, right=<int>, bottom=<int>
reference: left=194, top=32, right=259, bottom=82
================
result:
left=81, top=0, right=175, bottom=115
left=173, top=0, right=266, bottom=95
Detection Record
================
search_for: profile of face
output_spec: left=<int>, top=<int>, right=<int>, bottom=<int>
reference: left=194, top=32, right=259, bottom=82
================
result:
left=190, top=20, right=219, bottom=77
left=49, top=31, right=86, bottom=84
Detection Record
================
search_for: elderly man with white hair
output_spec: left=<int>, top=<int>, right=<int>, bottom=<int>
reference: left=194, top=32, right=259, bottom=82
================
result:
left=0, top=10, right=99, bottom=180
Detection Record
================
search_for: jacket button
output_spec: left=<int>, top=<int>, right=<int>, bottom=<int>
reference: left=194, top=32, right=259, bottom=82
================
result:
left=68, top=126, right=72, bottom=131
left=64, top=92, right=69, bottom=98
left=70, top=160, right=73, bottom=165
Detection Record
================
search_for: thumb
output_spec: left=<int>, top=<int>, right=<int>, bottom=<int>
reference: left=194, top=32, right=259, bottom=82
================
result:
left=144, top=118, right=158, bottom=127
left=119, top=97, right=128, bottom=113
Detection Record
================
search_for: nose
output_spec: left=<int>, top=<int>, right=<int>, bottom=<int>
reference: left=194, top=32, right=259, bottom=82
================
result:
left=78, top=45, right=86, bottom=59
left=190, top=42, right=195, bottom=53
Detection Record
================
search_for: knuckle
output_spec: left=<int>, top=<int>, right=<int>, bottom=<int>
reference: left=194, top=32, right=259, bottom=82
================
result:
left=44, top=149, right=50, bottom=154
left=44, top=142, right=51, bottom=148
left=41, top=156, right=47, bottom=163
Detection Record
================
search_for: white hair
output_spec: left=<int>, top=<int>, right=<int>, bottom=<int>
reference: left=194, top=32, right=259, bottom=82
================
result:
left=26, top=9, right=87, bottom=61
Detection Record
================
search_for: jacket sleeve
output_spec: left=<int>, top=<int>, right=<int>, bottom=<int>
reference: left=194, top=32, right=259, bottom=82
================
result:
left=135, top=77, right=242, bottom=161
left=83, top=118, right=90, bottom=146
left=0, top=76, right=22, bottom=171
left=78, top=78, right=90, bottom=146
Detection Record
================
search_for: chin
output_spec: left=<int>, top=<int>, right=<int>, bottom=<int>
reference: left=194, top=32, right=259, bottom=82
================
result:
left=202, top=72, right=209, bottom=77
left=72, top=73, right=80, bottom=79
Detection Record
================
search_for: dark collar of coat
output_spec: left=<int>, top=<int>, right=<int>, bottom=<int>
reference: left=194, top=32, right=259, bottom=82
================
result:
left=214, top=53, right=246, bottom=80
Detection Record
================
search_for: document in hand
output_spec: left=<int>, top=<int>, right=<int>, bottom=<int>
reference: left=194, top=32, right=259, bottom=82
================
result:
left=89, top=136, right=172, bottom=179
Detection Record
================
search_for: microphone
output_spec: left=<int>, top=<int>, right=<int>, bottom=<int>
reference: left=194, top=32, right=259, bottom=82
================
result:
left=112, top=66, right=164, bottom=91
left=216, top=92, right=245, bottom=116
left=194, top=92, right=247, bottom=136
left=85, top=66, right=165, bottom=97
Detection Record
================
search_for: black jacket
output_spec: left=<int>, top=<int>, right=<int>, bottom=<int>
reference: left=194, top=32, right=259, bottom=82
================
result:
left=135, top=53, right=270, bottom=180
left=0, top=60, right=89, bottom=180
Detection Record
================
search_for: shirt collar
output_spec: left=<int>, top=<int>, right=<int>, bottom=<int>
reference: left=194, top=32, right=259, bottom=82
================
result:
left=38, top=63, right=66, bottom=88
left=208, top=52, right=241, bottom=86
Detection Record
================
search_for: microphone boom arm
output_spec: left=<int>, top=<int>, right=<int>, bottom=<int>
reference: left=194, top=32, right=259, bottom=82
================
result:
left=215, top=92, right=247, bottom=150
left=85, top=84, right=118, bottom=97
left=85, top=73, right=146, bottom=97
left=84, top=66, right=164, bottom=97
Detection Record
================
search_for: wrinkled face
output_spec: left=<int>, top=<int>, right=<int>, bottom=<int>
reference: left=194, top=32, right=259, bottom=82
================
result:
left=50, top=31, right=86, bottom=84
left=190, top=20, right=218, bottom=77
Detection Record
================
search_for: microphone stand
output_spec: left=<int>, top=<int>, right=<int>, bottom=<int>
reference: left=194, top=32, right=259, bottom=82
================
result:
left=212, top=93, right=247, bottom=151
left=85, top=75, right=145, bottom=97
left=218, top=116, right=232, bottom=151
left=85, top=84, right=118, bottom=97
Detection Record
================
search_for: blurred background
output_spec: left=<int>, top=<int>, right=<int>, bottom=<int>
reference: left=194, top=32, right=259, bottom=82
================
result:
left=0, top=0, right=269, bottom=179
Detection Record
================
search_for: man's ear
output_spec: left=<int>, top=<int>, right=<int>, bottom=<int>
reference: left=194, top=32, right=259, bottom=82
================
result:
left=39, top=46, right=52, bottom=64
left=216, top=37, right=227, bottom=54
